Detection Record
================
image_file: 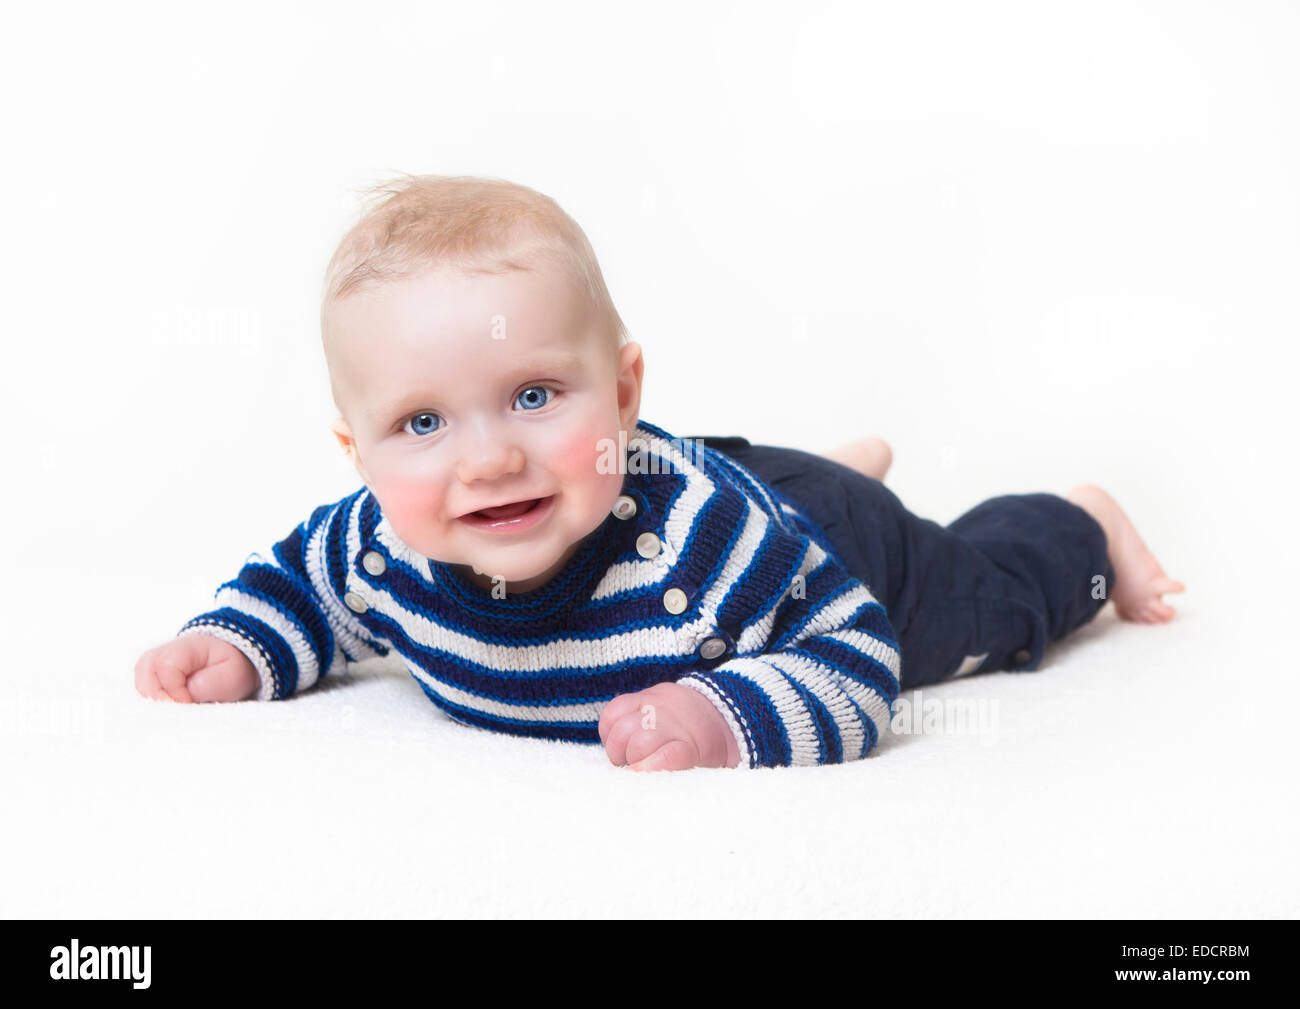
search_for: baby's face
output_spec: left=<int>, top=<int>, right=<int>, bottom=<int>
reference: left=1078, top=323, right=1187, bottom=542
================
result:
left=325, top=263, right=642, bottom=593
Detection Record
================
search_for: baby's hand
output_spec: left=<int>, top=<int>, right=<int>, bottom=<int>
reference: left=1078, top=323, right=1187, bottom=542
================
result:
left=598, top=681, right=741, bottom=772
left=134, top=635, right=260, bottom=704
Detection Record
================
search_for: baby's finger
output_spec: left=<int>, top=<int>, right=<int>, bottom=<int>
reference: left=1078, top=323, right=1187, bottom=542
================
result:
left=137, top=663, right=175, bottom=702
left=134, top=655, right=161, bottom=699
left=185, top=665, right=224, bottom=703
left=597, top=691, right=643, bottom=744
left=629, top=739, right=699, bottom=773
left=154, top=658, right=195, bottom=704
left=135, top=659, right=177, bottom=702
left=602, top=713, right=651, bottom=766
left=622, top=725, right=686, bottom=768
left=138, top=667, right=171, bottom=702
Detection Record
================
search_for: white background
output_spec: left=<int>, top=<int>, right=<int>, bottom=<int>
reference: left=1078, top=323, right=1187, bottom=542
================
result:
left=2, top=0, right=1296, bottom=918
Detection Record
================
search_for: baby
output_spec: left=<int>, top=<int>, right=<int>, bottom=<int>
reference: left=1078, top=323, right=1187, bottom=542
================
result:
left=134, top=174, right=1184, bottom=771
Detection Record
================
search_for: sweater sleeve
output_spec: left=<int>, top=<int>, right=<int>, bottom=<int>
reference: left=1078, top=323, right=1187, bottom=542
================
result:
left=175, top=490, right=391, bottom=701
left=675, top=539, right=901, bottom=769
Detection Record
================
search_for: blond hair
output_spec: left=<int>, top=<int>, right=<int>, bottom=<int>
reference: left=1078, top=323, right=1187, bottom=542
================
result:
left=321, top=173, right=627, bottom=352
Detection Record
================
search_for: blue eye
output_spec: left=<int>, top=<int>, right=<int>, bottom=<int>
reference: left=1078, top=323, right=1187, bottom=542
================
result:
left=515, top=386, right=552, bottom=411
left=402, top=388, right=552, bottom=436
left=404, top=412, right=441, bottom=436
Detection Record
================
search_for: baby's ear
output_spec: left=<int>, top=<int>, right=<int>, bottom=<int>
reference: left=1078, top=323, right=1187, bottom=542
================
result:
left=330, top=416, right=371, bottom=485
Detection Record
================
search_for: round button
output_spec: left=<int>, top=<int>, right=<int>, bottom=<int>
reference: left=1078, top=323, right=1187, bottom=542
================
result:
left=636, top=532, right=661, bottom=558
left=612, top=495, right=638, bottom=520
left=699, top=637, right=728, bottom=660
left=662, top=587, right=687, bottom=614
left=362, top=551, right=386, bottom=576
left=344, top=591, right=369, bottom=614
left=1013, top=648, right=1031, bottom=665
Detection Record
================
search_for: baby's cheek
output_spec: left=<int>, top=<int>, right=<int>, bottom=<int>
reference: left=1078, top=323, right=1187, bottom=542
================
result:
left=555, top=430, right=625, bottom=504
left=370, top=473, right=444, bottom=541
left=556, top=432, right=604, bottom=480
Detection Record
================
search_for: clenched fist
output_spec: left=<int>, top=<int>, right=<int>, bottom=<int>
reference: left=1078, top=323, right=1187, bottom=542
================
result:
left=598, top=681, right=741, bottom=771
left=135, top=634, right=260, bottom=704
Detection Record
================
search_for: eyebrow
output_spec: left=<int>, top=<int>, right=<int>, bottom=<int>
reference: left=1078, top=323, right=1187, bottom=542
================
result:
left=366, top=350, right=586, bottom=421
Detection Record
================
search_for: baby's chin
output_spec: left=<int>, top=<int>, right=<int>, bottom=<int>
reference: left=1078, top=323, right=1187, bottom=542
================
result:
left=451, top=554, right=567, bottom=592
left=420, top=535, right=565, bottom=579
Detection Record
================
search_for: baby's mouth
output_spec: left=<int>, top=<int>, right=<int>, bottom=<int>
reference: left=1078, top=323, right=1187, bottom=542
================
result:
left=469, top=498, right=544, bottom=520
left=460, top=494, right=556, bottom=527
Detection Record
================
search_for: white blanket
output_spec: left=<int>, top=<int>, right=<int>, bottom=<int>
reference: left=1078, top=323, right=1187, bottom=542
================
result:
left=4, top=568, right=1292, bottom=918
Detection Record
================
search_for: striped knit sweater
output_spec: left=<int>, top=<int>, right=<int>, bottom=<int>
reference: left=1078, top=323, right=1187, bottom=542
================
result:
left=177, top=420, right=902, bottom=768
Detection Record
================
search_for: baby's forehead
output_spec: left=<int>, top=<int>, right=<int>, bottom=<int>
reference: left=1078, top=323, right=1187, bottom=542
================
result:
left=327, top=290, right=599, bottom=367
left=328, top=261, right=590, bottom=335
left=325, top=279, right=613, bottom=406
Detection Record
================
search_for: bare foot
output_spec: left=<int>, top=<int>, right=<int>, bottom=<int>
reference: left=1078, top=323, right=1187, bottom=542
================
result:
left=824, top=437, right=892, bottom=481
left=1067, top=484, right=1185, bottom=623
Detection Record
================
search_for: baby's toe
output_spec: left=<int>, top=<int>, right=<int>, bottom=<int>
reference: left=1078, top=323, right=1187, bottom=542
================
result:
left=1149, top=599, right=1176, bottom=622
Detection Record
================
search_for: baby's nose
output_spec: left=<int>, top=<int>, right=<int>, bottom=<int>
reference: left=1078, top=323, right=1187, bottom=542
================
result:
left=455, top=436, right=524, bottom=483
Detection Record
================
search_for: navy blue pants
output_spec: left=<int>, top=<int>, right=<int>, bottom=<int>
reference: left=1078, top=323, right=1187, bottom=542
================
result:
left=687, top=435, right=1115, bottom=690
